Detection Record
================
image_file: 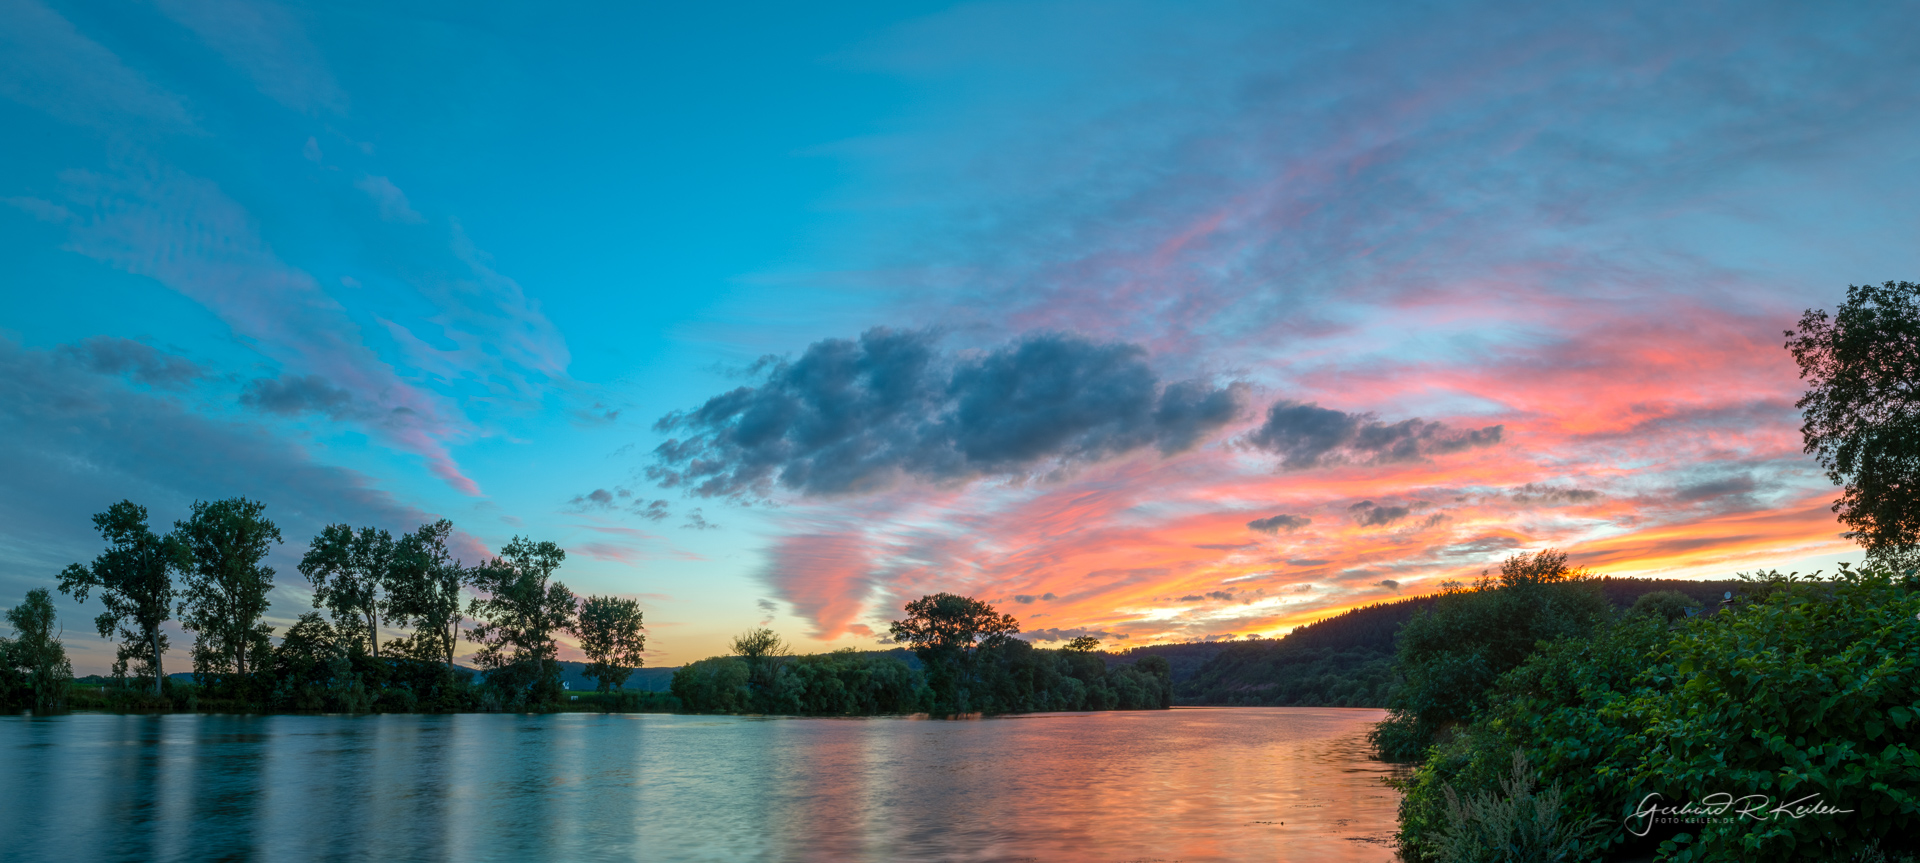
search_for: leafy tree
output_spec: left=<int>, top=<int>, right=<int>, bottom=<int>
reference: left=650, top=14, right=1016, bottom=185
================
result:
left=1787, top=280, right=1920, bottom=565
left=297, top=523, right=400, bottom=657
left=466, top=537, right=575, bottom=707
left=1063, top=635, right=1101, bottom=652
left=572, top=595, right=646, bottom=691
left=889, top=593, right=1020, bottom=713
left=1625, top=589, right=1698, bottom=622
left=57, top=500, right=179, bottom=694
left=1395, top=565, right=1920, bottom=862
left=1371, top=549, right=1609, bottom=761
left=729, top=627, right=789, bottom=694
left=669, top=656, right=753, bottom=712
left=5, top=588, right=73, bottom=712
left=266, top=612, right=361, bottom=712
left=387, top=520, right=469, bottom=670
left=173, top=497, right=282, bottom=681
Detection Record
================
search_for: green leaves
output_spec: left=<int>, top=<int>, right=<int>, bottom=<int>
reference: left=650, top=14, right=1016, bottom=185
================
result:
left=1787, top=280, right=1920, bottom=563
left=1398, top=564, right=1920, bottom=862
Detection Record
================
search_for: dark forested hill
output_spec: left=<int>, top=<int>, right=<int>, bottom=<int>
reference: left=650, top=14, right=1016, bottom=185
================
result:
left=1171, top=577, right=1747, bottom=707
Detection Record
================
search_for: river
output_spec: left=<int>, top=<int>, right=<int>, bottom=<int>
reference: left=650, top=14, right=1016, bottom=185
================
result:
left=0, top=707, right=1404, bottom=862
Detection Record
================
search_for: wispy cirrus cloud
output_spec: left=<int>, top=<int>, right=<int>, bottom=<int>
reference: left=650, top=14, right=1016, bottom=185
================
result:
left=23, top=153, right=481, bottom=493
left=153, top=0, right=346, bottom=114
left=661, top=0, right=1908, bottom=644
left=0, top=0, right=195, bottom=131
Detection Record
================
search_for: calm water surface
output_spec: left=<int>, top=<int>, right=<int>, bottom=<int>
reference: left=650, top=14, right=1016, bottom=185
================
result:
left=0, top=707, right=1404, bottom=863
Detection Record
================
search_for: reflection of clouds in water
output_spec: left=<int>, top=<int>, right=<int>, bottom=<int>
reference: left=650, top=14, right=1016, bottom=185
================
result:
left=0, top=709, right=1405, bottom=862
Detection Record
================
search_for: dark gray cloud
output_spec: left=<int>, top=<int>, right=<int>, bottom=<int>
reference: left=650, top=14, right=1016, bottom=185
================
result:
left=1509, top=483, right=1603, bottom=506
left=1177, top=594, right=1203, bottom=601
left=1245, top=401, right=1502, bottom=469
left=1246, top=513, right=1311, bottom=534
left=1675, top=475, right=1757, bottom=503
left=649, top=328, right=1246, bottom=499
left=58, top=336, right=203, bottom=389
left=1376, top=580, right=1402, bottom=591
left=567, top=486, right=671, bottom=521
left=1350, top=500, right=1411, bottom=527
left=1013, top=594, right=1040, bottom=604
left=1286, top=558, right=1329, bottom=567
left=240, top=374, right=355, bottom=418
left=681, top=508, right=718, bottom=530
left=569, top=488, right=617, bottom=510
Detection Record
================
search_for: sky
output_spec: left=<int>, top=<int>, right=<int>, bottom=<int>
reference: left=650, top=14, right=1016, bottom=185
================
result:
left=4, top=0, right=1919, bottom=673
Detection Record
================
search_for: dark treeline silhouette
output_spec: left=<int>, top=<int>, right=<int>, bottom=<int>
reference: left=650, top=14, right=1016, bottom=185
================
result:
left=24, top=497, right=654, bottom=714
left=673, top=595, right=1173, bottom=715
left=1171, top=577, right=1744, bottom=708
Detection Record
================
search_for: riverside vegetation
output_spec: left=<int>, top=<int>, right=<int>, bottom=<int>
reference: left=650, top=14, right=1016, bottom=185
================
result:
left=1378, top=282, right=1920, bottom=863
left=671, top=594, right=1172, bottom=715
left=15, top=501, right=659, bottom=714
left=6, top=507, right=1170, bottom=717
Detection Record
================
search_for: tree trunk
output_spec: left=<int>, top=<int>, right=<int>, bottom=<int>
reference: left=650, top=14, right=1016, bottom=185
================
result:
left=151, top=628, right=164, bottom=696
left=368, top=608, right=379, bottom=658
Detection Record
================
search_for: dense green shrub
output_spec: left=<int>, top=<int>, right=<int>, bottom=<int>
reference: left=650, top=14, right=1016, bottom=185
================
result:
left=1395, top=614, right=1677, bottom=860
left=1635, top=565, right=1920, bottom=861
left=1373, top=550, right=1610, bottom=761
left=1395, top=565, right=1920, bottom=862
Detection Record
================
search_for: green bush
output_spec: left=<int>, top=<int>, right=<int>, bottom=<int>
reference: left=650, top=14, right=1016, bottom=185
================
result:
left=1636, top=565, right=1920, bottom=862
left=1394, top=565, right=1920, bottom=862
left=1373, top=550, right=1610, bottom=761
left=1432, top=750, right=1605, bottom=863
left=1395, top=614, right=1676, bottom=860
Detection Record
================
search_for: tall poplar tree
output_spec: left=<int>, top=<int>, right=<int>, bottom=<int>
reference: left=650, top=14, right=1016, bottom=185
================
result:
left=467, top=537, right=574, bottom=704
left=388, top=519, right=469, bottom=670
left=297, top=524, right=398, bottom=657
left=58, top=500, right=178, bottom=694
left=173, top=498, right=282, bottom=680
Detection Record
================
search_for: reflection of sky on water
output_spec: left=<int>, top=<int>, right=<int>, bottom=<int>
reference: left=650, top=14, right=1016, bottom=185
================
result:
left=1, top=709, right=1401, bottom=862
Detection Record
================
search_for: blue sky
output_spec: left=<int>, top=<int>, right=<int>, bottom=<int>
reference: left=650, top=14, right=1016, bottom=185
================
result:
left=5, top=0, right=1919, bottom=672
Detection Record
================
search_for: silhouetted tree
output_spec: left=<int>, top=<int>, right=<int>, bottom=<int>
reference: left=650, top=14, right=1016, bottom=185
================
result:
left=1064, top=635, right=1100, bottom=652
left=387, top=520, right=469, bottom=670
left=297, top=524, right=399, bottom=657
left=1788, top=280, right=1920, bottom=565
left=58, top=501, right=179, bottom=694
left=729, top=627, right=789, bottom=694
left=5, top=588, right=73, bottom=712
left=889, top=593, right=1019, bottom=712
left=467, top=537, right=574, bottom=706
left=173, top=498, right=282, bottom=682
left=573, top=595, right=646, bottom=691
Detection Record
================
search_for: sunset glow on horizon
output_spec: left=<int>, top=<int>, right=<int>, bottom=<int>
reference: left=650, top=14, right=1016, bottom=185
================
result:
left=4, top=0, right=1916, bottom=670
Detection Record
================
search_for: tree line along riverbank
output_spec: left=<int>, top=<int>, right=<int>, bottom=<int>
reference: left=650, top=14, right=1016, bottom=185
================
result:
left=0, top=500, right=1175, bottom=716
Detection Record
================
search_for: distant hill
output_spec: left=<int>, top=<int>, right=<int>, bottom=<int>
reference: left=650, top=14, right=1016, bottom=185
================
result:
left=1172, top=577, right=1746, bottom=708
